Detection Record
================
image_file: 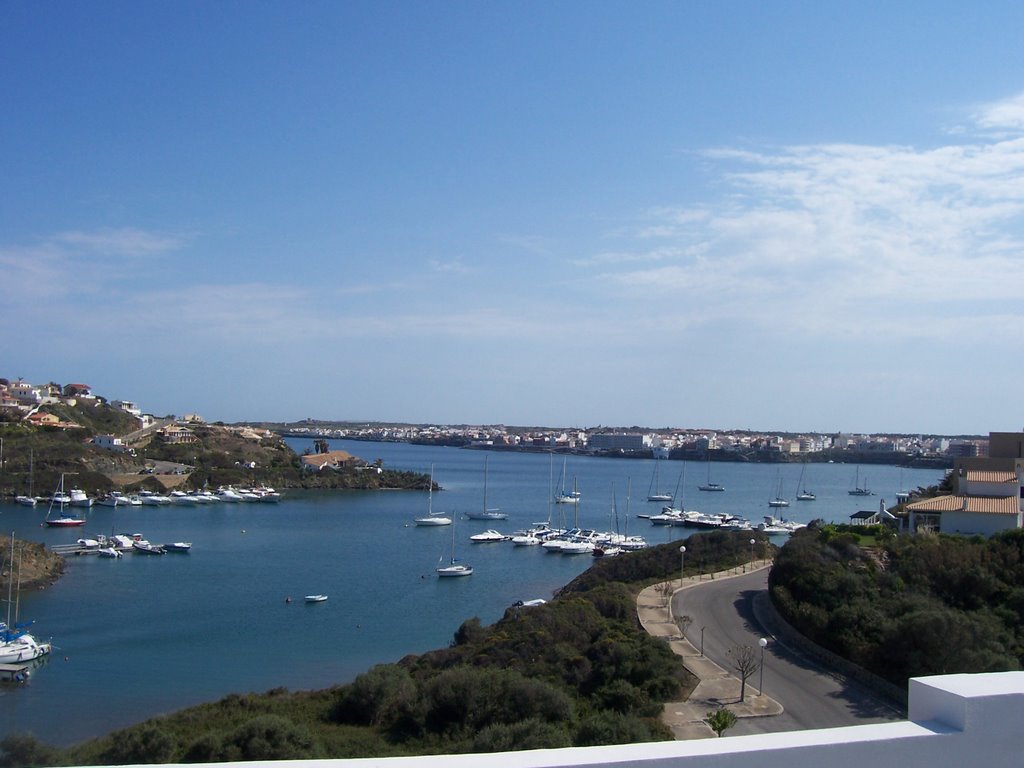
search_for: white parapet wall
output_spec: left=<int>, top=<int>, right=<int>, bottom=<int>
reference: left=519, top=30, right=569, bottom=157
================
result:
left=157, top=671, right=1024, bottom=768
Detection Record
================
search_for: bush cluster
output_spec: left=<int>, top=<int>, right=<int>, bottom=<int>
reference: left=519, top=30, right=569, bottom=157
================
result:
left=769, top=523, right=1024, bottom=686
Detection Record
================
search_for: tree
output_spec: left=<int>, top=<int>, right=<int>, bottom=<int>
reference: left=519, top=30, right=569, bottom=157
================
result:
left=705, top=707, right=738, bottom=737
left=656, top=580, right=674, bottom=606
left=674, top=613, right=693, bottom=640
left=727, top=644, right=761, bottom=702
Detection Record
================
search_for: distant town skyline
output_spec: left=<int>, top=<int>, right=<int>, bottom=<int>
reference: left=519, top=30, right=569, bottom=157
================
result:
left=2, top=4, right=1023, bottom=435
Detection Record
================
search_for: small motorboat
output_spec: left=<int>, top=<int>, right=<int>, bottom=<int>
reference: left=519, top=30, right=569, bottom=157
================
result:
left=164, top=542, right=192, bottom=552
left=469, top=529, right=508, bottom=543
left=132, top=540, right=165, bottom=555
left=97, top=547, right=123, bottom=559
left=305, top=594, right=328, bottom=603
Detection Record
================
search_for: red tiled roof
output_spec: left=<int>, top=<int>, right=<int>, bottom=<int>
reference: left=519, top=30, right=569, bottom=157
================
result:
left=907, top=495, right=1020, bottom=515
left=964, top=470, right=1018, bottom=483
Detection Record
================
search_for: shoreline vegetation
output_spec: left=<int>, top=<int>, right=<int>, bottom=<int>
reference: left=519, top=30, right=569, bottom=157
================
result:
left=1, top=531, right=765, bottom=765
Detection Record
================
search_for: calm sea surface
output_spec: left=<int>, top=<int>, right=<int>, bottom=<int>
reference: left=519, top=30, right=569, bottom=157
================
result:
left=0, top=439, right=942, bottom=746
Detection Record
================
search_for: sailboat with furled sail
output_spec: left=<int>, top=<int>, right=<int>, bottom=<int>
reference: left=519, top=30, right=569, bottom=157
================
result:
left=414, top=466, right=452, bottom=526
left=44, top=473, right=86, bottom=527
left=646, top=459, right=673, bottom=502
left=1, top=532, right=53, bottom=664
left=465, top=455, right=508, bottom=520
left=15, top=449, right=37, bottom=507
left=436, top=516, right=473, bottom=577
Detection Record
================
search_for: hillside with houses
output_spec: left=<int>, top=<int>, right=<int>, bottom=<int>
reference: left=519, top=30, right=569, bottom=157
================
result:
left=0, top=377, right=430, bottom=499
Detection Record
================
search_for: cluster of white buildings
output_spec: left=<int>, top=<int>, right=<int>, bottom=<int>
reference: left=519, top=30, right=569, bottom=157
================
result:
left=286, top=422, right=977, bottom=460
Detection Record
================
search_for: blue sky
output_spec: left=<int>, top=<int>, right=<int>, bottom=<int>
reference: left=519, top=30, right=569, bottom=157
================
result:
left=2, top=2, right=1023, bottom=435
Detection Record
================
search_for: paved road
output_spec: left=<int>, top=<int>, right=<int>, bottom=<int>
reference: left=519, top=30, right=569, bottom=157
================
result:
left=672, top=568, right=905, bottom=735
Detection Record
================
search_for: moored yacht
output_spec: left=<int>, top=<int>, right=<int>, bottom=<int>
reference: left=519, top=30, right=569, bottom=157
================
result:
left=217, top=487, right=244, bottom=502
left=69, top=488, right=93, bottom=507
left=96, top=491, right=128, bottom=507
left=469, top=529, right=508, bottom=543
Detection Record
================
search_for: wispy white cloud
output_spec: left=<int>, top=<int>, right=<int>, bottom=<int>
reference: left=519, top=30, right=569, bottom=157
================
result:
left=429, top=257, right=472, bottom=275
left=52, top=227, right=186, bottom=256
left=0, top=227, right=190, bottom=303
left=973, top=91, right=1024, bottom=133
left=585, top=104, right=1024, bottom=341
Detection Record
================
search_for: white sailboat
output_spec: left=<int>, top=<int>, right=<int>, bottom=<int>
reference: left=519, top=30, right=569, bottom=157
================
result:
left=1, top=533, right=53, bottom=664
left=437, top=516, right=472, bottom=577
left=698, top=457, right=726, bottom=492
left=768, top=470, right=790, bottom=508
left=848, top=466, right=872, bottom=496
left=44, top=474, right=86, bottom=527
left=796, top=463, right=816, bottom=501
left=646, top=459, right=673, bottom=502
left=465, top=455, right=508, bottom=520
left=415, top=465, right=452, bottom=526
left=553, top=457, right=580, bottom=504
left=15, top=449, right=37, bottom=507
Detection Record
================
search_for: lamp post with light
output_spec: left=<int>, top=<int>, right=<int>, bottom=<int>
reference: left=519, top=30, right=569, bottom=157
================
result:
left=758, top=637, right=768, bottom=696
left=679, top=545, right=686, bottom=587
left=749, top=538, right=756, bottom=570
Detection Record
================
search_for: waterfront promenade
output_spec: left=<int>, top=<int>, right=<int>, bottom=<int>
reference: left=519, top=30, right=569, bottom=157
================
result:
left=637, top=562, right=782, bottom=738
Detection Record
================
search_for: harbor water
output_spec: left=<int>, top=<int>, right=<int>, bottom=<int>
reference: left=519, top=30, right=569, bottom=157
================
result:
left=0, top=439, right=943, bottom=746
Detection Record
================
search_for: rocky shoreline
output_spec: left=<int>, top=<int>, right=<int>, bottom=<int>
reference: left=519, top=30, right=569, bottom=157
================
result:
left=1, top=537, right=66, bottom=592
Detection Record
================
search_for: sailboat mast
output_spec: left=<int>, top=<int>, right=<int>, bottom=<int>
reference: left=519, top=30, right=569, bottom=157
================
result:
left=14, top=543, right=22, bottom=623
left=625, top=478, right=631, bottom=537
left=5, top=532, right=13, bottom=630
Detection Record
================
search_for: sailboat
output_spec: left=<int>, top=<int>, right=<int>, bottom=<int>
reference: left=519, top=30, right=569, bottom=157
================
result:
left=1, top=533, right=53, bottom=664
left=698, top=457, right=725, bottom=492
left=414, top=465, right=452, bottom=526
left=15, top=449, right=37, bottom=506
left=848, top=466, right=872, bottom=496
left=553, top=457, right=580, bottom=504
left=465, top=455, right=508, bottom=520
left=768, top=470, right=790, bottom=508
left=594, top=483, right=624, bottom=557
left=510, top=454, right=557, bottom=546
left=44, top=473, right=86, bottom=527
left=646, top=459, right=673, bottom=502
left=796, top=463, right=816, bottom=501
left=436, top=516, right=473, bottom=577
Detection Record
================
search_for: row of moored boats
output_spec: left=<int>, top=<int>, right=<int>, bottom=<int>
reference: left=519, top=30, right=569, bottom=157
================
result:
left=641, top=507, right=806, bottom=535
left=16, top=485, right=282, bottom=509
left=74, top=532, right=192, bottom=558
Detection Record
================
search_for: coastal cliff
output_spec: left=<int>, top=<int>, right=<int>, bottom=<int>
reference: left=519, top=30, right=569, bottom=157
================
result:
left=1, top=537, right=65, bottom=592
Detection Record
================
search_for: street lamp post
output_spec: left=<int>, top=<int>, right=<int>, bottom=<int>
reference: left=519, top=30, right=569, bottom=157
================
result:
left=749, top=538, right=756, bottom=570
left=679, top=545, right=686, bottom=587
left=758, top=637, right=768, bottom=696
left=700, top=626, right=705, bottom=657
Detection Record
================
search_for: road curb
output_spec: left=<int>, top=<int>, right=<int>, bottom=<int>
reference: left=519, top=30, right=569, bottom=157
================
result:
left=637, top=561, right=784, bottom=739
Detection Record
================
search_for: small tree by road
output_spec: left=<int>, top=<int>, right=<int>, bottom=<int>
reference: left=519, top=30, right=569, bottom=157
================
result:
left=674, top=614, right=692, bottom=640
left=727, top=644, right=761, bottom=703
left=656, top=580, right=674, bottom=606
left=705, top=707, right=738, bottom=737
